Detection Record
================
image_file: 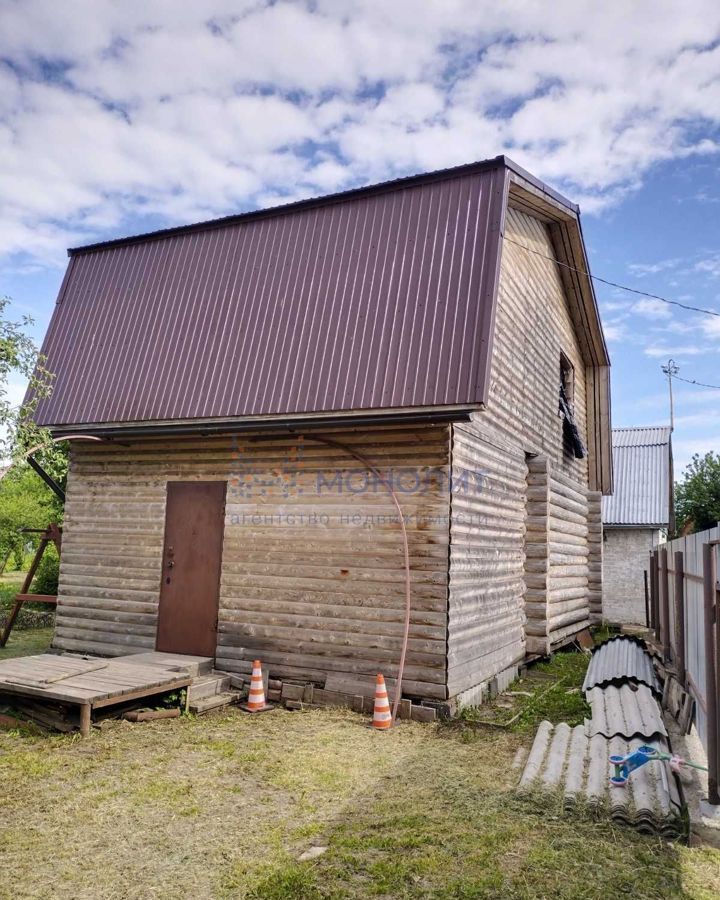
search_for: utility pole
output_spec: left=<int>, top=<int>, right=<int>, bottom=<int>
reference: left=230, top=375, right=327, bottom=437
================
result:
left=661, top=358, right=679, bottom=432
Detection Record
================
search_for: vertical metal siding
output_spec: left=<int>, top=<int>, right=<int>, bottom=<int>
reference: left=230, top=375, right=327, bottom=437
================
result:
left=602, top=427, right=672, bottom=526
left=34, top=167, right=506, bottom=427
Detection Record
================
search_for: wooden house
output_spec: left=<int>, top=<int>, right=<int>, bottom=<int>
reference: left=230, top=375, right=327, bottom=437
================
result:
left=32, top=156, right=612, bottom=709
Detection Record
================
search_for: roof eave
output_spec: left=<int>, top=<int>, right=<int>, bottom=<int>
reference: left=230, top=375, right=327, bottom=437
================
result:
left=45, top=404, right=481, bottom=439
left=603, top=523, right=669, bottom=529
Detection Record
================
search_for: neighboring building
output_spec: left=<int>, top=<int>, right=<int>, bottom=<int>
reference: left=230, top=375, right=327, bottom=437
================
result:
left=602, top=426, right=673, bottom=625
left=30, top=155, right=612, bottom=707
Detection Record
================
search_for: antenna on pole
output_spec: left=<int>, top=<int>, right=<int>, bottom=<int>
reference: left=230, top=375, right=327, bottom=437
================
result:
left=661, top=358, right=679, bottom=432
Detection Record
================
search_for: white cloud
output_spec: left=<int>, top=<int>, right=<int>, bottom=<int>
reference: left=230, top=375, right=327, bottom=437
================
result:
left=628, top=259, right=680, bottom=277
left=644, top=344, right=711, bottom=358
left=674, top=409, right=720, bottom=428
left=603, top=325, right=623, bottom=343
left=702, top=316, right=720, bottom=339
left=695, top=255, right=720, bottom=277
left=0, top=0, right=719, bottom=270
left=602, top=317, right=628, bottom=342
left=673, top=436, right=720, bottom=474
left=632, top=298, right=674, bottom=320
left=692, top=190, right=720, bottom=203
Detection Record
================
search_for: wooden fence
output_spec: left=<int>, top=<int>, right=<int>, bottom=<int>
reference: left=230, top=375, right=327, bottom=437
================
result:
left=648, top=524, right=720, bottom=804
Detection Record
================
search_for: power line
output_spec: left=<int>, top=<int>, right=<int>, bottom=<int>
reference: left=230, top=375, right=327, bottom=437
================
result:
left=671, top=372, right=720, bottom=390
left=503, top=236, right=720, bottom=319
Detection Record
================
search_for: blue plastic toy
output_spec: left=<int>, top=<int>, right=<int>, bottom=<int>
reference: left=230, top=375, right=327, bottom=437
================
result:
left=609, top=746, right=709, bottom=786
left=609, top=746, right=658, bottom=786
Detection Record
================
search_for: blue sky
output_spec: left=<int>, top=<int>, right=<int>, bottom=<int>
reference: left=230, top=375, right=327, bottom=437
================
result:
left=1, top=1, right=719, bottom=474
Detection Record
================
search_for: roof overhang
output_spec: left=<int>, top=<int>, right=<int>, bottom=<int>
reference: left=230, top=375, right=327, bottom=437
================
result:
left=49, top=403, right=478, bottom=440
left=603, top=523, right=669, bottom=530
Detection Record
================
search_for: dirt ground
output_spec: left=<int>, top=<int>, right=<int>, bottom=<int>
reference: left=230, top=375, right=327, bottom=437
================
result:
left=2, top=694, right=720, bottom=900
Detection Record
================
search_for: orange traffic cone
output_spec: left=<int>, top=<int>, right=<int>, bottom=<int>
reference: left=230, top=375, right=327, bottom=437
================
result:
left=241, top=659, right=272, bottom=712
left=372, top=673, right=392, bottom=730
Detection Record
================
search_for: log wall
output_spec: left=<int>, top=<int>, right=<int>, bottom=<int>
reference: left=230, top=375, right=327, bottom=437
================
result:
left=587, top=491, right=603, bottom=623
left=524, top=456, right=551, bottom=654
left=486, top=205, right=589, bottom=480
left=55, top=426, right=452, bottom=699
left=447, top=420, right=528, bottom=696
left=545, top=467, right=590, bottom=645
left=470, top=204, right=594, bottom=656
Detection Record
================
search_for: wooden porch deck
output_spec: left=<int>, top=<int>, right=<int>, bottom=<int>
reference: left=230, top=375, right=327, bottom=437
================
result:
left=0, top=651, right=209, bottom=735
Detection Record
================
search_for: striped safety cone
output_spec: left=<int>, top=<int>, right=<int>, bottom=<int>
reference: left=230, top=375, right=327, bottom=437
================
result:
left=371, top=673, right=392, bottom=730
left=241, top=659, right=273, bottom=713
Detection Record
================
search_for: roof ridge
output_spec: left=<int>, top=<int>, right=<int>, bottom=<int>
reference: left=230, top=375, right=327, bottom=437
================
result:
left=66, top=154, right=579, bottom=257
left=612, top=425, right=670, bottom=431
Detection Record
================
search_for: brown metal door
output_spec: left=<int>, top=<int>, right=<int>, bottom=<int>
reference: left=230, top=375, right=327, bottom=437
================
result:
left=156, top=481, right=226, bottom=657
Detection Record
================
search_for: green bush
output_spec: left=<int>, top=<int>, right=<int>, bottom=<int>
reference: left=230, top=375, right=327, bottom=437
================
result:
left=32, top=550, right=59, bottom=596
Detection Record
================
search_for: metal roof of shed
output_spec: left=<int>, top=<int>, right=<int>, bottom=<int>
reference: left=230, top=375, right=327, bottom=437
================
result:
left=602, top=426, right=672, bottom=527
left=611, top=426, right=672, bottom=447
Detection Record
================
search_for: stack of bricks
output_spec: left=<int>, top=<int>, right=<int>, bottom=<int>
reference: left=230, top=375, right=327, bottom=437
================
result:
left=230, top=674, right=440, bottom=721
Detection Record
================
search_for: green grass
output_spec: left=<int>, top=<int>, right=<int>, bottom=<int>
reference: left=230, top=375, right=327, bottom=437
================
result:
left=515, top=649, right=591, bottom=729
left=0, top=701, right=718, bottom=898
left=0, top=626, right=53, bottom=659
left=1, top=633, right=718, bottom=898
left=0, top=576, right=22, bottom=608
left=458, top=645, right=591, bottom=733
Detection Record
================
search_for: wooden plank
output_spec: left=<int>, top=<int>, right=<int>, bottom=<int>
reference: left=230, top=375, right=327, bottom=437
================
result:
left=0, top=680, right=99, bottom=703
left=3, top=660, right=109, bottom=687
left=14, top=594, right=57, bottom=604
left=91, top=677, right=191, bottom=709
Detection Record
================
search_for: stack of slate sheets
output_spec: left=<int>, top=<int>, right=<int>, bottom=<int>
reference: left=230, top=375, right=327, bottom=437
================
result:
left=518, top=636, right=686, bottom=839
left=582, top=635, right=661, bottom=697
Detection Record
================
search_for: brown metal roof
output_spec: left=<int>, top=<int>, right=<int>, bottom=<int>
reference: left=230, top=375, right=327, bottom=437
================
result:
left=66, top=155, right=578, bottom=257
left=34, top=160, right=512, bottom=428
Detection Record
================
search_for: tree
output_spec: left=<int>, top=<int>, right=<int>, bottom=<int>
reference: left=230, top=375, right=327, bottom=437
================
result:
left=675, top=452, right=720, bottom=535
left=1, top=295, right=67, bottom=571
left=1, top=294, right=55, bottom=462
left=0, top=465, right=58, bottom=571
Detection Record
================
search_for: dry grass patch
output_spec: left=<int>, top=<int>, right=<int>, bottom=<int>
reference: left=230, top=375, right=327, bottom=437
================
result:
left=0, top=706, right=718, bottom=899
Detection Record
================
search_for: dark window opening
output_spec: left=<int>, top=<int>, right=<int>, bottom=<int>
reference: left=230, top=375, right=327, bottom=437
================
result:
left=560, top=353, right=574, bottom=403
left=559, top=354, right=586, bottom=459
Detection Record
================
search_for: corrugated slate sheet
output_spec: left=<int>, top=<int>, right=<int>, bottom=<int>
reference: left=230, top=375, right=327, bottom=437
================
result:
left=33, top=164, right=507, bottom=428
left=518, top=636, right=685, bottom=838
left=602, top=426, right=671, bottom=526
left=586, top=684, right=667, bottom=740
left=582, top=635, right=660, bottom=696
left=519, top=722, right=685, bottom=838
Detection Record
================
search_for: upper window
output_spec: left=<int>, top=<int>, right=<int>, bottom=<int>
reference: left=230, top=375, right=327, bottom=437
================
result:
left=559, top=353, right=586, bottom=459
left=560, top=353, right=574, bottom=404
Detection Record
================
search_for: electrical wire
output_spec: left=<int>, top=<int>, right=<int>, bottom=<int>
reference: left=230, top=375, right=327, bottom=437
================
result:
left=671, top=373, right=720, bottom=390
left=503, top=236, right=720, bottom=319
